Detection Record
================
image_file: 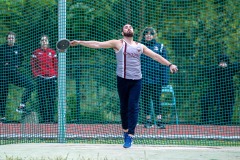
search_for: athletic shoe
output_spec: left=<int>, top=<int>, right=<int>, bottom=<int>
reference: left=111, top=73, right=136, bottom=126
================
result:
left=123, top=134, right=133, bottom=148
left=16, top=105, right=26, bottom=113
left=156, top=120, right=166, bottom=129
left=144, top=119, right=153, bottom=128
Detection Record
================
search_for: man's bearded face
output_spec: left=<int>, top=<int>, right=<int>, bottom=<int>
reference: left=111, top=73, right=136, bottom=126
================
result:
left=123, top=31, right=134, bottom=37
left=122, top=24, right=134, bottom=37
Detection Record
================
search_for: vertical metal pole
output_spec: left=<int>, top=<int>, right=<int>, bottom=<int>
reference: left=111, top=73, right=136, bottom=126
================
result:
left=75, top=65, right=81, bottom=123
left=58, top=0, right=66, bottom=143
left=150, top=99, right=156, bottom=125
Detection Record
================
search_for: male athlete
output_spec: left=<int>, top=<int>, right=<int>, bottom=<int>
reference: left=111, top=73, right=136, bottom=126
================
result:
left=70, top=24, right=178, bottom=148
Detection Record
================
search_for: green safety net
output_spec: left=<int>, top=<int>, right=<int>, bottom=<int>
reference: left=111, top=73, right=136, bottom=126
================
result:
left=0, top=0, right=239, bottom=146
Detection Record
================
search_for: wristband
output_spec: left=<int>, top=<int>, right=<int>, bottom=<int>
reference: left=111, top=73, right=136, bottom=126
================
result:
left=168, top=64, right=173, bottom=67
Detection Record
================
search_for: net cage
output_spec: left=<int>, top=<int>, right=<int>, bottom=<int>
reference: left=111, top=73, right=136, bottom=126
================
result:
left=0, top=0, right=239, bottom=146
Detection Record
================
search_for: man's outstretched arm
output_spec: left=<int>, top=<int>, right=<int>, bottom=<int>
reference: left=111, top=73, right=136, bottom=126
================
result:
left=70, top=39, right=119, bottom=49
left=142, top=45, right=178, bottom=73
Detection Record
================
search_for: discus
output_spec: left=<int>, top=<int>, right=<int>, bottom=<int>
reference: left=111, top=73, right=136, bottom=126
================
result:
left=56, top=39, right=70, bottom=52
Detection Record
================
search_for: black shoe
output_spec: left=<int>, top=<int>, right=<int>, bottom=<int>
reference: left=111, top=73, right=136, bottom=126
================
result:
left=156, top=120, right=166, bottom=129
left=144, top=120, right=153, bottom=128
left=0, top=117, right=6, bottom=123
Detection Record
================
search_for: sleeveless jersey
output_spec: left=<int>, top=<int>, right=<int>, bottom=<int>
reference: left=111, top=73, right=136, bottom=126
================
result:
left=116, top=39, right=143, bottom=80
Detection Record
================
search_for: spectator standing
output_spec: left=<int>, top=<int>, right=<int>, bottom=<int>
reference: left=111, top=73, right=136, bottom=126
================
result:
left=140, top=27, right=169, bottom=129
left=200, top=54, right=239, bottom=125
left=0, top=32, right=34, bottom=123
left=31, top=35, right=58, bottom=123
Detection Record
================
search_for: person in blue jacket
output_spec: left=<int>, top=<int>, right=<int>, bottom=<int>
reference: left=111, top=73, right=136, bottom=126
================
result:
left=140, top=27, right=169, bottom=129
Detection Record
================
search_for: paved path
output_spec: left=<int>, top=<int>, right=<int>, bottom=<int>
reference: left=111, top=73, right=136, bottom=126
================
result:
left=0, top=143, right=240, bottom=160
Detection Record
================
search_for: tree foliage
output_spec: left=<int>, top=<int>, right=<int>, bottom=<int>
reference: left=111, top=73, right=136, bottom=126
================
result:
left=0, top=0, right=239, bottom=123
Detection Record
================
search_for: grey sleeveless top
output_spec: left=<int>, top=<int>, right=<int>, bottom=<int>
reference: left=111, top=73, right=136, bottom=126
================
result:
left=115, top=39, right=143, bottom=80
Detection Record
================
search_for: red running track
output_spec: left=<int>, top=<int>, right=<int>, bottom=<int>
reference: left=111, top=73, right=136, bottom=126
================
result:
left=0, top=124, right=239, bottom=139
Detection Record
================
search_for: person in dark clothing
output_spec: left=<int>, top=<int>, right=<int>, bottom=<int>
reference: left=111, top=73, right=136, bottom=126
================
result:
left=200, top=54, right=240, bottom=125
left=140, top=27, right=169, bottom=129
left=0, top=32, right=35, bottom=123
left=31, top=35, right=58, bottom=123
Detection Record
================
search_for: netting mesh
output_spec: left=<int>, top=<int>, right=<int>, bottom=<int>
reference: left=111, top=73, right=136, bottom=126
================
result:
left=0, top=0, right=239, bottom=146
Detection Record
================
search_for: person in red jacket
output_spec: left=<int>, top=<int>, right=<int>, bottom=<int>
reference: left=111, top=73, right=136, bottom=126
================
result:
left=31, top=35, right=58, bottom=123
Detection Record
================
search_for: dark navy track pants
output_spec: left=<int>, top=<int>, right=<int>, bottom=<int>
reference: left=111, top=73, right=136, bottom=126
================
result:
left=117, top=76, right=142, bottom=135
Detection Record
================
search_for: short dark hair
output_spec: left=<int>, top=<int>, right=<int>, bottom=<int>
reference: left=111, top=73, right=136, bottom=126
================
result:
left=6, top=31, right=16, bottom=40
left=122, top=24, right=132, bottom=32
